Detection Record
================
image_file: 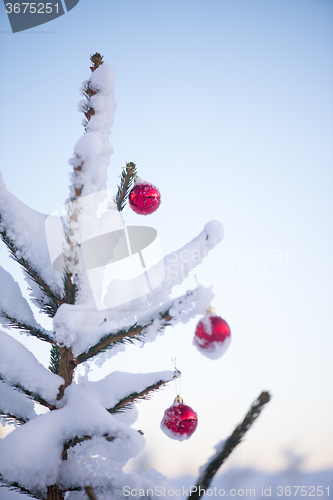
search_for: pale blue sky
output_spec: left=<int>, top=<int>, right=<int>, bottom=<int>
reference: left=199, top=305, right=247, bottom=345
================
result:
left=0, top=0, right=332, bottom=479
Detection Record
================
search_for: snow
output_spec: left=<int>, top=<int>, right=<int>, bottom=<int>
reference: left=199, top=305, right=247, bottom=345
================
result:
left=170, top=468, right=333, bottom=500
left=159, top=422, right=191, bottom=442
left=193, top=335, right=231, bottom=360
left=51, top=284, right=214, bottom=359
left=200, top=314, right=213, bottom=335
left=1, top=468, right=333, bottom=500
left=0, top=265, right=38, bottom=327
left=150, top=220, right=223, bottom=306
left=0, top=370, right=177, bottom=492
left=133, top=178, right=151, bottom=186
left=0, top=172, right=63, bottom=305
left=0, top=381, right=37, bottom=422
left=51, top=218, right=221, bottom=358
left=64, top=370, right=178, bottom=412
left=0, top=330, right=63, bottom=403
left=68, top=63, right=116, bottom=200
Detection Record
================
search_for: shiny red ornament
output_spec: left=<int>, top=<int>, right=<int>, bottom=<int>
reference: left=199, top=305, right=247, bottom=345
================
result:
left=160, top=396, right=198, bottom=441
left=128, top=179, right=161, bottom=215
left=193, top=308, right=231, bottom=359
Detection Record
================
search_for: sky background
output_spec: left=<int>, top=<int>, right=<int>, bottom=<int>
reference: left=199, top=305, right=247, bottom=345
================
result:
left=0, top=0, right=332, bottom=482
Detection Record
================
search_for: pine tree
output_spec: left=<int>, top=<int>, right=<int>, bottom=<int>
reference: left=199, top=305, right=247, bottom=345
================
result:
left=0, top=54, right=270, bottom=500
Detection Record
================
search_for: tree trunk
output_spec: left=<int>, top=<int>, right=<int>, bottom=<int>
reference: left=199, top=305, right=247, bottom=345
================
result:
left=47, top=484, right=64, bottom=500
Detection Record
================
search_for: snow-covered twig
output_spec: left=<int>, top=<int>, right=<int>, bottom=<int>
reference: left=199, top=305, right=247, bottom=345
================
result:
left=75, top=309, right=172, bottom=364
left=107, top=374, right=180, bottom=414
left=0, top=217, right=62, bottom=318
left=0, top=312, right=54, bottom=343
left=0, top=476, right=41, bottom=499
left=0, top=375, right=56, bottom=411
left=0, top=265, right=55, bottom=342
left=189, top=391, right=271, bottom=499
left=74, top=283, right=213, bottom=365
left=0, top=330, right=63, bottom=407
left=62, top=433, right=115, bottom=461
left=0, top=380, right=37, bottom=423
left=0, top=411, right=27, bottom=425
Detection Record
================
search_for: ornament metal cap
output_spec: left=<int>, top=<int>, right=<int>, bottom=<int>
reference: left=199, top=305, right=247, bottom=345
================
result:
left=174, top=395, right=183, bottom=404
left=206, top=306, right=216, bottom=315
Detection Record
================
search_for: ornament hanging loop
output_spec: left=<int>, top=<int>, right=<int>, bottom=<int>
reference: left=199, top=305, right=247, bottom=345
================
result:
left=174, top=395, right=183, bottom=404
left=171, top=358, right=182, bottom=397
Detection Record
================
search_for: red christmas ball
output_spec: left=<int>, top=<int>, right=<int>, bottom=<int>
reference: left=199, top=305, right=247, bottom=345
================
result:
left=193, top=309, right=231, bottom=359
left=128, top=179, right=161, bottom=215
left=160, top=396, right=198, bottom=441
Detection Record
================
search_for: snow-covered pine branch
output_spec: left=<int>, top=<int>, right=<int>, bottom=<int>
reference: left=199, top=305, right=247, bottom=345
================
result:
left=68, top=54, right=116, bottom=201
left=106, top=370, right=180, bottom=413
left=0, top=370, right=177, bottom=495
left=0, top=330, right=63, bottom=408
left=0, top=475, right=39, bottom=499
left=0, top=380, right=37, bottom=425
left=0, top=265, right=54, bottom=343
left=53, top=220, right=221, bottom=363
left=58, top=54, right=117, bottom=317
left=0, top=173, right=63, bottom=317
left=75, top=284, right=214, bottom=365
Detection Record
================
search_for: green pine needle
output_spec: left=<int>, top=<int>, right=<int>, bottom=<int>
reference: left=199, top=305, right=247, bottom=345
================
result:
left=49, top=345, right=61, bottom=375
left=116, top=162, right=138, bottom=211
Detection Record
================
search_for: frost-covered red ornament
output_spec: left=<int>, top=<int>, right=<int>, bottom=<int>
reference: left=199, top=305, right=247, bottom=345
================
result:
left=193, top=307, right=231, bottom=359
left=160, top=396, right=198, bottom=441
left=128, top=178, right=161, bottom=215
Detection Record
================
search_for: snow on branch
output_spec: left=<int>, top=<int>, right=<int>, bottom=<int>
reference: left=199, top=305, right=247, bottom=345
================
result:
left=189, top=392, right=271, bottom=499
left=107, top=370, right=180, bottom=413
left=75, top=284, right=213, bottom=364
left=68, top=55, right=116, bottom=201
left=0, top=330, right=63, bottom=406
left=0, top=266, right=54, bottom=343
left=73, top=370, right=179, bottom=412
left=0, top=478, right=40, bottom=499
left=0, top=173, right=63, bottom=316
left=53, top=220, right=221, bottom=361
left=0, top=380, right=37, bottom=424
left=0, top=379, right=146, bottom=492
left=149, top=220, right=224, bottom=306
